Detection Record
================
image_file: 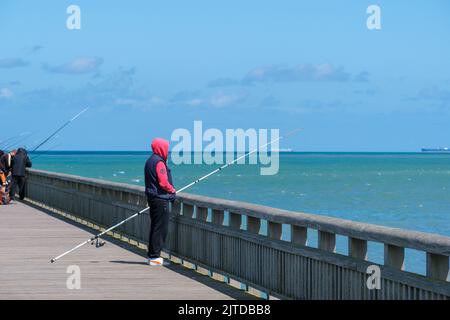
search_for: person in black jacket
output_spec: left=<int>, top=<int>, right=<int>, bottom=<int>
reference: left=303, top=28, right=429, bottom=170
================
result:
left=9, top=148, right=32, bottom=201
left=144, top=138, right=176, bottom=266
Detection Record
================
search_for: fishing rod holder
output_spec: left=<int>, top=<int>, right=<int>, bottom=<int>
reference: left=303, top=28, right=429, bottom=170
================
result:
left=91, top=237, right=105, bottom=248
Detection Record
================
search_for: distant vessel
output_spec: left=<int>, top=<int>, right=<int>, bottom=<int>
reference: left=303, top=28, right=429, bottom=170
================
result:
left=421, top=147, right=450, bottom=153
left=271, top=148, right=294, bottom=152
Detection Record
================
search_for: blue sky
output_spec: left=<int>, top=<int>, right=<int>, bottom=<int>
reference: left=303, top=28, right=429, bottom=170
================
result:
left=1, top=1, right=450, bottom=151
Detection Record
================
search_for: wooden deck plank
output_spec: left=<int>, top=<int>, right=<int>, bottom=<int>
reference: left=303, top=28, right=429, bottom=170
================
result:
left=0, top=202, right=257, bottom=300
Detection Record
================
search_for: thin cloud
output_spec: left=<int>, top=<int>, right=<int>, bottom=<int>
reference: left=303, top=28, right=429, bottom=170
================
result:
left=410, top=86, right=450, bottom=108
left=0, top=81, right=21, bottom=87
left=259, top=95, right=280, bottom=107
left=0, top=58, right=29, bottom=69
left=170, top=91, right=204, bottom=107
left=277, top=99, right=356, bottom=114
left=207, top=78, right=240, bottom=88
left=169, top=90, right=248, bottom=108
left=416, top=86, right=450, bottom=100
left=18, top=67, right=173, bottom=112
left=243, top=64, right=351, bottom=84
left=115, top=96, right=167, bottom=109
left=208, top=63, right=366, bottom=88
left=354, top=87, right=377, bottom=96
left=170, top=90, right=250, bottom=108
left=27, top=45, right=44, bottom=55
left=354, top=71, right=370, bottom=82
left=20, top=67, right=138, bottom=109
left=209, top=91, right=248, bottom=108
left=170, top=90, right=202, bottom=103
left=43, top=57, right=104, bottom=74
left=0, top=88, right=13, bottom=99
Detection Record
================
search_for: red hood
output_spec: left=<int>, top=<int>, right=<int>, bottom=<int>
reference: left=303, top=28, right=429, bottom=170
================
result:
left=151, top=138, right=169, bottom=161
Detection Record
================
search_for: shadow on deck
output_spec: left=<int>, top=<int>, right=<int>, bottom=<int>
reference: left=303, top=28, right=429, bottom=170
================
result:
left=0, top=201, right=258, bottom=300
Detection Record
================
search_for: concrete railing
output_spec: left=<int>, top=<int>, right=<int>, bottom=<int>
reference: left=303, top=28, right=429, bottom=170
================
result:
left=25, top=169, right=450, bottom=299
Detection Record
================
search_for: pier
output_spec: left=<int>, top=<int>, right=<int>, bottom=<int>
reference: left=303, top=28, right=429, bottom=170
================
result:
left=1, top=169, right=449, bottom=299
left=0, top=201, right=255, bottom=299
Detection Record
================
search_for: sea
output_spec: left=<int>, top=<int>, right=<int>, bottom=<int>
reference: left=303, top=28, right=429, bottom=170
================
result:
left=32, top=151, right=450, bottom=275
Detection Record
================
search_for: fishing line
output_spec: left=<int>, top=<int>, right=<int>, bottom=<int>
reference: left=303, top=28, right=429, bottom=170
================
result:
left=30, top=107, right=89, bottom=154
left=50, top=128, right=301, bottom=263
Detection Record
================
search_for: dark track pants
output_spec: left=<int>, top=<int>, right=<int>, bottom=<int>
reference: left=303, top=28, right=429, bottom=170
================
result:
left=10, top=176, right=26, bottom=201
left=147, top=197, right=170, bottom=258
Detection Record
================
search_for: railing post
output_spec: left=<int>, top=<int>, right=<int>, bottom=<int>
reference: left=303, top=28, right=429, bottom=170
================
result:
left=138, top=194, right=146, bottom=207
left=268, top=221, right=282, bottom=240
left=426, top=253, right=449, bottom=281
left=291, top=225, right=307, bottom=246
left=349, top=237, right=368, bottom=260
left=211, top=209, right=224, bottom=226
left=129, top=193, right=139, bottom=205
left=384, top=244, right=405, bottom=269
left=229, top=212, right=241, bottom=230
left=122, top=192, right=130, bottom=204
left=247, top=216, right=260, bottom=234
left=318, top=230, right=336, bottom=252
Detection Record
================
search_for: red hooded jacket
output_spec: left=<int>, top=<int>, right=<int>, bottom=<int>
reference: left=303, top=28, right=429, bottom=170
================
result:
left=151, top=138, right=175, bottom=194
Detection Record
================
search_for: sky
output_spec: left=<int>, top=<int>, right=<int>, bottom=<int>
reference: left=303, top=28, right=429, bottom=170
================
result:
left=1, top=0, right=450, bottom=151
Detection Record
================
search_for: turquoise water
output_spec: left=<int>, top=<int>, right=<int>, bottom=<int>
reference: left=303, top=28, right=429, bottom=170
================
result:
left=32, top=152, right=450, bottom=274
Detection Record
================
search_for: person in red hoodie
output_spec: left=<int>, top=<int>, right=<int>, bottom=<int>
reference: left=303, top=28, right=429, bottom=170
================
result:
left=144, top=138, right=176, bottom=266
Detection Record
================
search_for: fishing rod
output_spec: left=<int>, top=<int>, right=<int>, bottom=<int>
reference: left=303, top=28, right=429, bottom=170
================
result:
left=30, top=143, right=62, bottom=161
left=0, top=132, right=31, bottom=150
left=3, top=132, right=33, bottom=151
left=0, top=133, right=23, bottom=147
left=50, top=128, right=302, bottom=263
left=30, top=107, right=89, bottom=154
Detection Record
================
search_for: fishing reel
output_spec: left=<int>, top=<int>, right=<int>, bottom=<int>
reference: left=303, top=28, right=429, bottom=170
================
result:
left=91, top=237, right=106, bottom=248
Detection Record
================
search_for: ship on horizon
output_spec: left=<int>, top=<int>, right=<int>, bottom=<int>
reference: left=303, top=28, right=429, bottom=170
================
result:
left=271, top=148, right=294, bottom=152
left=421, top=147, right=450, bottom=153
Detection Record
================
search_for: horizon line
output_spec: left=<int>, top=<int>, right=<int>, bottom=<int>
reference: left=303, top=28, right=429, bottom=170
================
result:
left=27, top=150, right=438, bottom=153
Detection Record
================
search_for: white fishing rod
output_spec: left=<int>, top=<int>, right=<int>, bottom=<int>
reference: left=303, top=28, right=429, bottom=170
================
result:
left=50, top=128, right=301, bottom=263
left=30, top=107, right=89, bottom=154
left=0, top=132, right=31, bottom=150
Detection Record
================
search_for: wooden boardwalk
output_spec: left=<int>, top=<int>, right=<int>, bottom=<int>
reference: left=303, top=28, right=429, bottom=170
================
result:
left=0, top=202, right=256, bottom=300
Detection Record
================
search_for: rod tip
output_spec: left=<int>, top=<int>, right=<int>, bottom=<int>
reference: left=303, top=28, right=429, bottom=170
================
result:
left=50, top=259, right=55, bottom=263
